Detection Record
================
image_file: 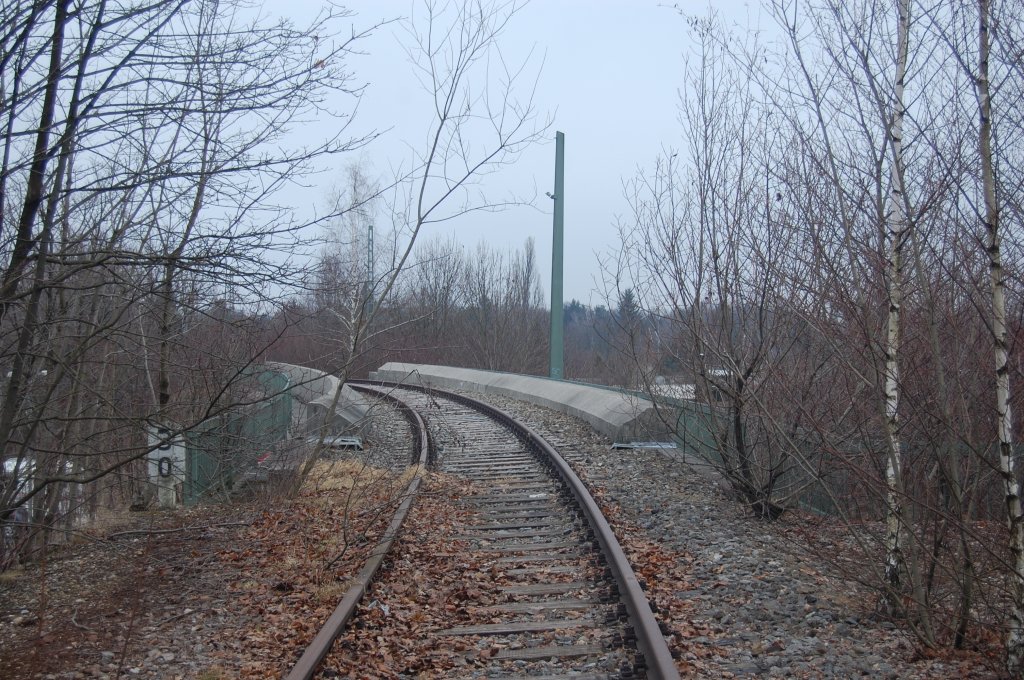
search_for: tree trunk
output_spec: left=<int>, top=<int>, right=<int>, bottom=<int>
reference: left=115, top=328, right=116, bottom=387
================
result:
left=0, top=0, right=70, bottom=324
left=882, top=0, right=911, bottom=601
left=977, top=0, right=1024, bottom=673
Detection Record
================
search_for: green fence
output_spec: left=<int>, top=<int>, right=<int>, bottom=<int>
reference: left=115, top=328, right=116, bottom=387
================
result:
left=183, top=369, right=293, bottom=505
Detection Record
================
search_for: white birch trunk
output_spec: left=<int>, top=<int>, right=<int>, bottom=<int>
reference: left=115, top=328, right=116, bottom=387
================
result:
left=977, top=0, right=1024, bottom=673
left=883, top=0, right=911, bottom=596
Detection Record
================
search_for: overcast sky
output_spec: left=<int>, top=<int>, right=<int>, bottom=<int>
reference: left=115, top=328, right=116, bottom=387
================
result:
left=267, top=0, right=759, bottom=304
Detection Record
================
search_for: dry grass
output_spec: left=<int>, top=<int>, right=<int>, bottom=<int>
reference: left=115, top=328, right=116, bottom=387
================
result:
left=301, top=460, right=421, bottom=510
left=302, top=459, right=390, bottom=492
left=315, top=579, right=357, bottom=602
left=196, top=666, right=232, bottom=680
left=75, top=506, right=141, bottom=538
left=0, top=567, right=25, bottom=584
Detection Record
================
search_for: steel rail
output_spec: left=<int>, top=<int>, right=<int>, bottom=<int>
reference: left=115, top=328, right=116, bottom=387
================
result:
left=361, top=381, right=681, bottom=680
left=351, top=384, right=436, bottom=468
left=284, top=384, right=432, bottom=680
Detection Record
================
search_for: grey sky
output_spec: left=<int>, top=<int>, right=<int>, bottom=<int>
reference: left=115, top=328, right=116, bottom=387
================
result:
left=268, top=0, right=757, bottom=304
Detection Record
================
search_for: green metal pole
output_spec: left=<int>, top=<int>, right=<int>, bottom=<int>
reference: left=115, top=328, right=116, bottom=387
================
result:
left=549, top=131, right=565, bottom=379
left=366, top=223, right=374, bottom=317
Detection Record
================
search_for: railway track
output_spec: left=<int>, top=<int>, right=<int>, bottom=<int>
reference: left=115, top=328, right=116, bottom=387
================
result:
left=289, top=382, right=679, bottom=679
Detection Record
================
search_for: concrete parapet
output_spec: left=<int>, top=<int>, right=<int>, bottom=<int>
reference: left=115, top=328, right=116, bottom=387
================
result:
left=267, top=362, right=370, bottom=435
left=368, top=363, right=675, bottom=442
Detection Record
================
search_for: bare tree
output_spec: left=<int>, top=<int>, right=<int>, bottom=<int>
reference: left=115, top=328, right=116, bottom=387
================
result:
left=0, top=0, right=372, bottom=557
left=880, top=0, right=912, bottom=609
left=608, top=15, right=807, bottom=519
left=976, top=0, right=1024, bottom=671
left=461, top=238, right=547, bottom=372
left=407, top=235, right=466, bottom=364
left=594, top=1, right=1024, bottom=659
left=291, top=0, right=547, bottom=490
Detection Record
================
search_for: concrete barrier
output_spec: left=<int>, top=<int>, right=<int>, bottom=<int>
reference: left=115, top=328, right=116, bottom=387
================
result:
left=268, top=362, right=370, bottom=435
left=367, top=363, right=675, bottom=442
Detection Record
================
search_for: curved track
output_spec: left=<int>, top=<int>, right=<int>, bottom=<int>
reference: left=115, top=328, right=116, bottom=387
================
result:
left=290, top=382, right=679, bottom=679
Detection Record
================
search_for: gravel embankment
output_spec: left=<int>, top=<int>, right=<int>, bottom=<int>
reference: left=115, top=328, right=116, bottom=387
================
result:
left=1, top=393, right=999, bottom=678
left=474, top=392, right=998, bottom=679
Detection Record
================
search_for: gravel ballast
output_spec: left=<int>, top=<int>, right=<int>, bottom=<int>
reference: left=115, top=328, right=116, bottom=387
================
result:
left=0, top=391, right=1000, bottom=678
left=473, top=391, right=998, bottom=679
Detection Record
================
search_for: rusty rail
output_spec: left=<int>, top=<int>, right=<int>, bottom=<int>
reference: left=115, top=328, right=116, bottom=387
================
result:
left=284, top=384, right=432, bottom=680
left=364, top=381, right=681, bottom=680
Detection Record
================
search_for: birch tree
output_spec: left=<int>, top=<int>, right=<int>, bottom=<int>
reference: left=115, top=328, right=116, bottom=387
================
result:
left=760, top=0, right=938, bottom=628
left=881, top=0, right=912, bottom=606
left=977, top=0, right=1024, bottom=671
